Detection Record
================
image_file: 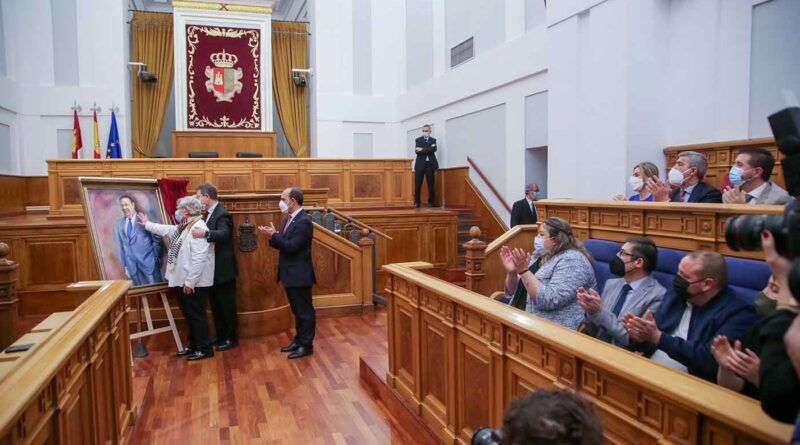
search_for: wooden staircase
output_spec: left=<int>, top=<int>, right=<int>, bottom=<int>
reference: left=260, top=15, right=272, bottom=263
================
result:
left=440, top=206, right=493, bottom=288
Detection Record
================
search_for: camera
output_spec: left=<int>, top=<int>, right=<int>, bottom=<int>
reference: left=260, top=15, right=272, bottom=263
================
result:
left=471, top=427, right=502, bottom=445
left=725, top=106, right=800, bottom=298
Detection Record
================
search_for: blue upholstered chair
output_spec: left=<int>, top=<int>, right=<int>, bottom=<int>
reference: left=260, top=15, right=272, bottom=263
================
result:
left=583, top=239, right=770, bottom=303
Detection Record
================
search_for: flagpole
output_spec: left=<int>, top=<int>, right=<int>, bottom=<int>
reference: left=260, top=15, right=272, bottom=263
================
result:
left=90, top=102, right=102, bottom=159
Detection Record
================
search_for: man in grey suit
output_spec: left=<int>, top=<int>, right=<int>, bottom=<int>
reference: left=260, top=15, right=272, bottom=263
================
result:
left=722, top=147, right=791, bottom=205
left=114, top=195, right=163, bottom=286
left=577, top=237, right=666, bottom=348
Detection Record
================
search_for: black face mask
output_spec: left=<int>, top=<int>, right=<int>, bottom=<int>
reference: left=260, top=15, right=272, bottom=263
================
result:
left=609, top=256, right=631, bottom=277
left=673, top=275, right=697, bottom=301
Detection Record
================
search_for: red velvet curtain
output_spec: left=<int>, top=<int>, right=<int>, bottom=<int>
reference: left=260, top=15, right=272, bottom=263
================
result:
left=157, top=178, right=189, bottom=223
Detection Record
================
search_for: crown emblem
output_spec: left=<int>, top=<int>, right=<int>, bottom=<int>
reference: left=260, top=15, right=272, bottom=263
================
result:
left=210, top=49, right=238, bottom=68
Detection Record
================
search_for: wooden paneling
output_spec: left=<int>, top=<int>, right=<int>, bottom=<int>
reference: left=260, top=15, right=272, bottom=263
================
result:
left=437, top=167, right=507, bottom=241
left=171, top=130, right=277, bottom=158
left=47, top=158, right=415, bottom=217
left=0, top=280, right=134, bottom=445
left=0, top=175, right=27, bottom=216
left=0, top=243, right=18, bottom=350
left=383, top=262, right=792, bottom=445
left=24, top=176, right=49, bottom=207
left=664, top=137, right=785, bottom=191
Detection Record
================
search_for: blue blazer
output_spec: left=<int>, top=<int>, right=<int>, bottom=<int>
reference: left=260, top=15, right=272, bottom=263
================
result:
left=114, top=216, right=162, bottom=284
left=269, top=210, right=316, bottom=288
left=632, top=286, right=757, bottom=382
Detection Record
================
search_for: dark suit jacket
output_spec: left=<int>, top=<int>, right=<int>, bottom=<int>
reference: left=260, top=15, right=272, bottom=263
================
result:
left=269, top=210, right=316, bottom=288
left=631, top=286, right=757, bottom=382
left=205, top=203, right=238, bottom=284
left=510, top=198, right=537, bottom=227
left=669, top=181, right=723, bottom=203
left=413, top=136, right=439, bottom=171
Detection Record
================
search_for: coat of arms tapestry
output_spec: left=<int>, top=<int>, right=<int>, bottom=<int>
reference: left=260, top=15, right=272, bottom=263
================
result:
left=186, top=25, right=261, bottom=130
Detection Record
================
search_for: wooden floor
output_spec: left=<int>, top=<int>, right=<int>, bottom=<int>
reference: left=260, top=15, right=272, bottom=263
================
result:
left=130, top=307, right=420, bottom=445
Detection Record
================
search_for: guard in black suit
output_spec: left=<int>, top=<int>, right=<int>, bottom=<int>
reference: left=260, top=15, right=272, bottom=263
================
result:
left=259, top=187, right=317, bottom=359
left=193, top=183, right=239, bottom=351
left=510, top=183, right=540, bottom=227
left=413, top=124, right=439, bottom=207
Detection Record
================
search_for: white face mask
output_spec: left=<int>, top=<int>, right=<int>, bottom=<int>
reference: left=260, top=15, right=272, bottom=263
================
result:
left=422, top=131, right=430, bottom=138
left=279, top=200, right=289, bottom=214
left=533, top=236, right=549, bottom=256
left=629, top=176, right=644, bottom=192
left=668, top=167, right=686, bottom=187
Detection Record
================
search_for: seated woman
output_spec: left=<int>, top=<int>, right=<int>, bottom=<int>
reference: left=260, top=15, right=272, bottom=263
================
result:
left=614, top=161, right=659, bottom=202
left=500, top=217, right=597, bottom=330
left=139, top=196, right=216, bottom=361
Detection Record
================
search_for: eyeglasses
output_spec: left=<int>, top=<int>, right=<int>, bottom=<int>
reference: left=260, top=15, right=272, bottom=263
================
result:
left=617, top=250, right=638, bottom=259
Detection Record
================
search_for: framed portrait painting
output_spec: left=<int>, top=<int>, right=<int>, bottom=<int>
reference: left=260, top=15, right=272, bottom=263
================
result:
left=79, top=177, right=170, bottom=292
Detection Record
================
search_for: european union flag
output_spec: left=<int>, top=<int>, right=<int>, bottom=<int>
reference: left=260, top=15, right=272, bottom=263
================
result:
left=106, top=111, right=122, bottom=159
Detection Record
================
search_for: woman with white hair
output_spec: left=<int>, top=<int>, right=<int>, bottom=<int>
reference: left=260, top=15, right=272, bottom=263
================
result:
left=139, top=196, right=215, bottom=361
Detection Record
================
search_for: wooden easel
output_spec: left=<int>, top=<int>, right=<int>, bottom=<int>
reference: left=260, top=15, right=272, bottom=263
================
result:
left=128, top=286, right=183, bottom=352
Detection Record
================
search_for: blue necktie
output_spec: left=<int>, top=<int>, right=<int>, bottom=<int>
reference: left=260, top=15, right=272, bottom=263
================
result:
left=598, top=284, right=632, bottom=343
left=126, top=219, right=133, bottom=240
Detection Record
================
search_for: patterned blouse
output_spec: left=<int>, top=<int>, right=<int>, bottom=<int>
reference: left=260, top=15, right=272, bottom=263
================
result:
left=525, top=249, right=597, bottom=330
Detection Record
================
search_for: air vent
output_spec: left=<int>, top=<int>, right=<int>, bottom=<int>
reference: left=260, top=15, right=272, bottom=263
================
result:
left=450, top=37, right=474, bottom=68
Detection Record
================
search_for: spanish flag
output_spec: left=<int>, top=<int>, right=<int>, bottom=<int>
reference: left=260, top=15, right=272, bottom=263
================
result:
left=71, top=110, right=82, bottom=159
left=92, top=110, right=101, bottom=159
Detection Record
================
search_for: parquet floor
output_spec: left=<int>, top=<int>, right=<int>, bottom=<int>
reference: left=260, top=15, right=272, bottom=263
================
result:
left=131, top=308, right=416, bottom=444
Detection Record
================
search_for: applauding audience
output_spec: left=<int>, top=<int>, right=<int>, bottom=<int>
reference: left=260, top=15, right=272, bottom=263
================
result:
left=646, top=151, right=723, bottom=203
left=722, top=148, right=791, bottom=205
left=623, top=251, right=757, bottom=381
left=579, top=237, right=666, bottom=347
left=500, top=217, right=596, bottom=330
left=614, top=162, right=659, bottom=202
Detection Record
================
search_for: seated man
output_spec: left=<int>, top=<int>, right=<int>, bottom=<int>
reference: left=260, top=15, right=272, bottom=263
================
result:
left=722, top=147, right=791, bottom=205
left=646, top=151, right=722, bottom=203
left=578, top=237, right=666, bottom=348
left=623, top=251, right=758, bottom=382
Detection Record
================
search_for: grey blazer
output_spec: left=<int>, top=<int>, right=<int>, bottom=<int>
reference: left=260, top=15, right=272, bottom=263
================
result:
left=752, top=182, right=791, bottom=205
left=526, top=249, right=596, bottom=330
left=584, top=275, right=666, bottom=347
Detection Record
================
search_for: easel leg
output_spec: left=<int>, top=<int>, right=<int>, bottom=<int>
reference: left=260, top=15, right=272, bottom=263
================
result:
left=161, top=291, right=184, bottom=352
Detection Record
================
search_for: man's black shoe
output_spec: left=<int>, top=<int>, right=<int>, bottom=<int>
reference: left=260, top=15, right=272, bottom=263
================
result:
left=187, top=350, right=214, bottom=361
left=176, top=348, right=194, bottom=357
left=413, top=203, right=420, bottom=208
left=288, top=345, right=313, bottom=359
left=215, top=339, right=238, bottom=351
left=280, top=342, right=301, bottom=352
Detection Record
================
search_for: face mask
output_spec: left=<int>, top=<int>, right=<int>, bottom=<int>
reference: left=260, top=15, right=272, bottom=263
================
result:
left=174, top=210, right=183, bottom=223
left=609, top=256, right=632, bottom=277
left=728, top=166, right=751, bottom=187
left=533, top=236, right=549, bottom=256
left=754, top=292, right=778, bottom=319
left=422, top=131, right=430, bottom=138
left=279, top=199, right=289, bottom=214
left=673, top=275, right=701, bottom=301
left=668, top=167, right=686, bottom=187
left=629, top=176, right=644, bottom=192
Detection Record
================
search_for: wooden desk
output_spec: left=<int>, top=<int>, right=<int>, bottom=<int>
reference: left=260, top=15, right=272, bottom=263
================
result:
left=172, top=130, right=277, bottom=158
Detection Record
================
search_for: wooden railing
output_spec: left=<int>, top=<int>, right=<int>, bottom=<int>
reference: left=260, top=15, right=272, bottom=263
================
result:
left=664, top=137, right=784, bottom=191
left=382, top=262, right=791, bottom=444
left=0, top=280, right=134, bottom=444
left=438, top=166, right=508, bottom=241
left=466, top=157, right=511, bottom=213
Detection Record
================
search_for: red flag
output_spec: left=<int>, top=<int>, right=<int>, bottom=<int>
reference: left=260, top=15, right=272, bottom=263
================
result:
left=71, top=110, right=82, bottom=159
left=92, top=110, right=101, bottom=159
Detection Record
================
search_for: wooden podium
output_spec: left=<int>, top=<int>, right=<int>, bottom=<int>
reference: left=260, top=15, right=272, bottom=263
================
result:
left=172, top=131, right=277, bottom=158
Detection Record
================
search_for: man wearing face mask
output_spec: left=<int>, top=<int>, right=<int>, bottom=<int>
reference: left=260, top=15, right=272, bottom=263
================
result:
left=623, top=251, right=757, bottom=382
left=510, top=183, right=540, bottom=227
left=577, top=237, right=666, bottom=348
left=258, top=187, right=317, bottom=359
left=413, top=124, right=439, bottom=208
left=646, top=151, right=722, bottom=203
left=722, top=148, right=791, bottom=205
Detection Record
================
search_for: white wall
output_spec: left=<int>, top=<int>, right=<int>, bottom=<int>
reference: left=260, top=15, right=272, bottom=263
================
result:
left=0, top=0, right=130, bottom=176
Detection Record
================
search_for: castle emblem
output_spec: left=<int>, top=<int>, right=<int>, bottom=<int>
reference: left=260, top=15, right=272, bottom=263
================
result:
left=204, top=49, right=244, bottom=103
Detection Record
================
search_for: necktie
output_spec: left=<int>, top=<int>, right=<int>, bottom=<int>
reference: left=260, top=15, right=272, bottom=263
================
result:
left=531, top=202, right=536, bottom=218
left=681, top=189, right=690, bottom=202
left=281, top=215, right=293, bottom=233
left=611, top=284, right=632, bottom=317
left=745, top=194, right=755, bottom=203
left=126, top=218, right=133, bottom=239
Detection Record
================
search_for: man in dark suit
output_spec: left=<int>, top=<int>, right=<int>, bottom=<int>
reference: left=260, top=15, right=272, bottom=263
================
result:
left=510, top=183, right=539, bottom=227
left=259, top=187, right=317, bottom=359
left=114, top=195, right=163, bottom=286
left=192, top=183, right=239, bottom=351
left=413, top=124, right=439, bottom=208
left=646, top=151, right=722, bottom=203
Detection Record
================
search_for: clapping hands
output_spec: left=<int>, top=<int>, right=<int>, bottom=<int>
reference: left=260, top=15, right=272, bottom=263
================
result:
left=644, top=177, right=672, bottom=202
left=500, top=245, right=532, bottom=274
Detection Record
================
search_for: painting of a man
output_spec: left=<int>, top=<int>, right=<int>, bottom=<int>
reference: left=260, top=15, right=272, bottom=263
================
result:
left=114, top=194, right=164, bottom=286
